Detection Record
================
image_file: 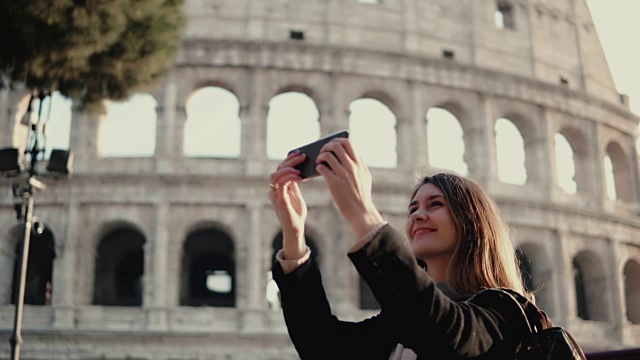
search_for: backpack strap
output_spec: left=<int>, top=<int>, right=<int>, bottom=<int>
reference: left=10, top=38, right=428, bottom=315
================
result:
left=492, top=287, right=553, bottom=332
left=469, top=288, right=538, bottom=346
left=471, top=288, right=587, bottom=360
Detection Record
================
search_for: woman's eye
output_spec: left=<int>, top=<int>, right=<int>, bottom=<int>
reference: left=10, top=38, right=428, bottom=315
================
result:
left=408, top=207, right=417, bottom=214
left=430, top=201, right=443, bottom=207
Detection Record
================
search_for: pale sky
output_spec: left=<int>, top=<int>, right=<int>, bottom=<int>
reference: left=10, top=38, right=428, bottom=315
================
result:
left=586, top=0, right=640, bottom=116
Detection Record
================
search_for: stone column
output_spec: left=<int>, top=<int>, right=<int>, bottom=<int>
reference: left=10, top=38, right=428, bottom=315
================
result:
left=570, top=0, right=587, bottom=91
left=326, top=204, right=352, bottom=314
left=626, top=134, right=640, bottom=204
left=589, top=122, right=606, bottom=209
left=555, top=230, right=575, bottom=326
left=242, top=69, right=268, bottom=175
left=527, top=106, right=555, bottom=194
left=400, top=0, right=416, bottom=53
left=465, top=94, right=498, bottom=186
left=147, top=202, right=169, bottom=330
left=171, top=107, right=187, bottom=164
left=467, top=0, right=479, bottom=64
left=400, top=81, right=426, bottom=170
left=394, top=114, right=414, bottom=170
left=241, top=201, right=265, bottom=332
left=6, top=89, right=32, bottom=153
left=247, top=202, right=263, bottom=310
left=524, top=0, right=539, bottom=77
left=70, top=109, right=101, bottom=173
left=67, top=104, right=83, bottom=163
left=158, top=68, right=187, bottom=170
left=607, top=238, right=625, bottom=343
left=154, top=74, right=177, bottom=173
left=563, top=118, right=597, bottom=201
left=52, top=201, right=78, bottom=329
left=3, top=88, right=31, bottom=150
left=324, top=74, right=348, bottom=135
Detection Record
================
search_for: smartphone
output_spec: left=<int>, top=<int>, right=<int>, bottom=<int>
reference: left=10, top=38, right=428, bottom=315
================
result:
left=287, top=130, right=350, bottom=179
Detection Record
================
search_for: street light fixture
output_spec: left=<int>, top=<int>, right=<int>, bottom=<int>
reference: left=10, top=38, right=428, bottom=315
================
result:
left=0, top=90, right=73, bottom=360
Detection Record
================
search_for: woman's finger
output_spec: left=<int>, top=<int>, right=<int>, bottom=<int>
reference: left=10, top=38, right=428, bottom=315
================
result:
left=270, top=167, right=299, bottom=187
left=271, top=152, right=304, bottom=184
left=270, top=172, right=302, bottom=196
left=318, top=142, right=356, bottom=179
left=337, top=138, right=358, bottom=164
left=276, top=150, right=305, bottom=171
left=321, top=141, right=350, bottom=166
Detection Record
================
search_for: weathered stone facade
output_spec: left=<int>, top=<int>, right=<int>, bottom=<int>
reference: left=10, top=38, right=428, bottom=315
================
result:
left=0, top=0, right=639, bottom=358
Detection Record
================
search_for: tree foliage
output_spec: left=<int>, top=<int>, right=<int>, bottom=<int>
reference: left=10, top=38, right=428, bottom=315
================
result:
left=0, top=0, right=184, bottom=113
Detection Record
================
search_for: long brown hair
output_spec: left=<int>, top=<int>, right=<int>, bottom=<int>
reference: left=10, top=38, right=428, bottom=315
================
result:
left=410, top=173, right=530, bottom=299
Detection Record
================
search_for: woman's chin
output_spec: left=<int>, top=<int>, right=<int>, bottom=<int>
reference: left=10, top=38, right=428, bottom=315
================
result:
left=411, top=242, right=433, bottom=259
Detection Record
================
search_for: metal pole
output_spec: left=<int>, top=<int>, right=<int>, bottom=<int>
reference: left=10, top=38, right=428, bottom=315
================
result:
left=9, top=186, right=34, bottom=360
left=8, top=90, right=46, bottom=360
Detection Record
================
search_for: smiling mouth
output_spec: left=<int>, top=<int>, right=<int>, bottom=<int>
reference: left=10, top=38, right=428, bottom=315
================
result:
left=413, top=228, right=434, bottom=237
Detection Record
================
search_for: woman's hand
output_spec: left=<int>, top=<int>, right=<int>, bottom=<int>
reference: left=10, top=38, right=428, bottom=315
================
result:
left=316, top=138, right=384, bottom=239
left=269, top=150, right=308, bottom=260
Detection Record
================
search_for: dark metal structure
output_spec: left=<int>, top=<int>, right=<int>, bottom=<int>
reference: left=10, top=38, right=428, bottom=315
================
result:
left=0, top=91, right=72, bottom=360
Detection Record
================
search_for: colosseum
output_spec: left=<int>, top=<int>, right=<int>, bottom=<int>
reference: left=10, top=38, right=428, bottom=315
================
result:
left=0, top=0, right=639, bottom=358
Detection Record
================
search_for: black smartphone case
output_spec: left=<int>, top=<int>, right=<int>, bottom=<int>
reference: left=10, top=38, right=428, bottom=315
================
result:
left=288, top=130, right=349, bottom=179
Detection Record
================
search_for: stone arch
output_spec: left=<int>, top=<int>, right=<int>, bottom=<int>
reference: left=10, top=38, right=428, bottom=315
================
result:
left=261, top=70, right=330, bottom=116
left=515, top=243, right=554, bottom=314
left=556, top=126, right=591, bottom=194
left=495, top=0, right=516, bottom=29
left=426, top=105, right=468, bottom=175
left=93, top=224, right=146, bottom=306
left=98, top=93, right=158, bottom=157
left=429, top=101, right=470, bottom=132
left=173, top=68, right=251, bottom=115
left=190, top=80, right=237, bottom=97
left=355, top=90, right=402, bottom=117
left=554, top=132, right=577, bottom=193
left=343, top=79, right=411, bottom=126
left=184, top=85, right=242, bottom=158
left=424, top=95, right=478, bottom=134
left=572, top=250, right=610, bottom=321
left=494, top=116, right=528, bottom=184
left=499, top=113, right=535, bottom=150
left=180, top=223, right=236, bottom=307
left=91, top=218, right=149, bottom=248
left=266, top=87, right=321, bottom=160
left=348, top=95, right=398, bottom=168
left=7, top=225, right=56, bottom=306
left=271, top=85, right=322, bottom=106
left=604, top=141, right=634, bottom=202
left=623, top=258, right=640, bottom=324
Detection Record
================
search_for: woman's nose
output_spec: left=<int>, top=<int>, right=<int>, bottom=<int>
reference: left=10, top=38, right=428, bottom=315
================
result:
left=410, top=207, right=427, bottom=222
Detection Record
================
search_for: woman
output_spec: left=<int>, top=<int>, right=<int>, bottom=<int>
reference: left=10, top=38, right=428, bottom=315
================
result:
left=269, top=137, right=535, bottom=359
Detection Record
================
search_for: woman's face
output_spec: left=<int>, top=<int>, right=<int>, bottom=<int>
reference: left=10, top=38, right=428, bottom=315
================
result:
left=405, top=183, right=458, bottom=262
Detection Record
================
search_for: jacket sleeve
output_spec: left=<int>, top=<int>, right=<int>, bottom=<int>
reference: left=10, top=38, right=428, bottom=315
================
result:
left=348, top=223, right=523, bottom=358
left=272, top=254, right=397, bottom=360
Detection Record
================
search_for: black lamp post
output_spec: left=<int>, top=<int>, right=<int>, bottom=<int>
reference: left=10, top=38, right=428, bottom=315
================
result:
left=0, top=90, right=73, bottom=360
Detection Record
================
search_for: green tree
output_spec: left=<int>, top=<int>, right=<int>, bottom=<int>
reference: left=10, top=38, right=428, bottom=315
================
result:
left=0, top=0, right=184, bottom=113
